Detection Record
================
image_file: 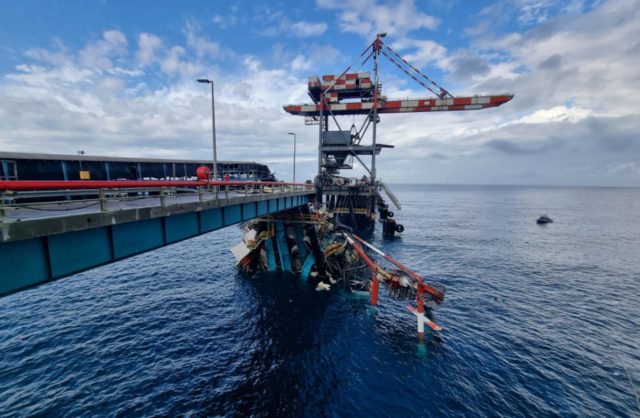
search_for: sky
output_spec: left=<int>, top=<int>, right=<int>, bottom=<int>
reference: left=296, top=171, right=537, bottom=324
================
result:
left=0, top=0, right=638, bottom=186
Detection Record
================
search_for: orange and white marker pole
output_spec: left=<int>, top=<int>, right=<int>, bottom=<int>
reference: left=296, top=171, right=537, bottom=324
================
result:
left=408, top=284, right=442, bottom=333
left=417, top=286, right=425, bottom=334
left=371, top=272, right=379, bottom=305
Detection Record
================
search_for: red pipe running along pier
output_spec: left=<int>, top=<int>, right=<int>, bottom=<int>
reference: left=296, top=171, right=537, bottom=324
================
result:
left=0, top=175, right=315, bottom=296
left=343, top=232, right=444, bottom=333
left=0, top=180, right=311, bottom=191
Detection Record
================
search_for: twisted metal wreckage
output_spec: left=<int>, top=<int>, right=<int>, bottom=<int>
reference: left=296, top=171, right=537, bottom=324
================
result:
left=231, top=203, right=446, bottom=334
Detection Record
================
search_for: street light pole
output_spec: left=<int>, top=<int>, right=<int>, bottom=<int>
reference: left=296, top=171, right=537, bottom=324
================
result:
left=197, top=78, right=217, bottom=180
left=371, top=32, right=386, bottom=184
left=287, top=132, right=296, bottom=183
left=77, top=150, right=85, bottom=172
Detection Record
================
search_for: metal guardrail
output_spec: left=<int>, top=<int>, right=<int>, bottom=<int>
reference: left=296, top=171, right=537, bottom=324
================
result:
left=0, top=180, right=314, bottom=220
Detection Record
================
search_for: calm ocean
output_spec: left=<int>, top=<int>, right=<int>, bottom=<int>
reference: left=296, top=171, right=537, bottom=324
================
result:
left=1, top=185, right=639, bottom=417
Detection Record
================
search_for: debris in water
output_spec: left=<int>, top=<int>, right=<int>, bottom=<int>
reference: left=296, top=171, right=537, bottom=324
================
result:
left=230, top=203, right=446, bottom=335
left=537, top=214, right=553, bottom=224
left=316, top=281, right=331, bottom=291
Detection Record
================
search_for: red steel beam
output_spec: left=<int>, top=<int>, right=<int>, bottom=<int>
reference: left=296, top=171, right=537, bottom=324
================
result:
left=351, top=234, right=444, bottom=302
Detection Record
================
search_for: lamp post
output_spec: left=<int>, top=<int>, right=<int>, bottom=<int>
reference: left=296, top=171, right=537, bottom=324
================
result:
left=77, top=150, right=85, bottom=172
left=287, top=132, right=296, bottom=183
left=197, top=78, right=217, bottom=180
left=371, top=32, right=386, bottom=184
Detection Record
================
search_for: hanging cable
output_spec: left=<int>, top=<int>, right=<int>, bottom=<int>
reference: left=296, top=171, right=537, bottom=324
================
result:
left=321, top=42, right=373, bottom=96
left=380, top=41, right=452, bottom=98
left=379, top=49, right=442, bottom=97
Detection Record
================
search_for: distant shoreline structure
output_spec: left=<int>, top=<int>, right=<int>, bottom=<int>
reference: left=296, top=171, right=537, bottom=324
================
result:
left=0, top=151, right=275, bottom=182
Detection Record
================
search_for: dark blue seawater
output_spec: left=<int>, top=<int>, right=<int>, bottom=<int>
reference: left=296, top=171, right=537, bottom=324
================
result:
left=1, top=185, right=639, bottom=417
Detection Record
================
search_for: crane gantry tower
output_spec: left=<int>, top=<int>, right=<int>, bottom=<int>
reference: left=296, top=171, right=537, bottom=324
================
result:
left=284, top=34, right=513, bottom=232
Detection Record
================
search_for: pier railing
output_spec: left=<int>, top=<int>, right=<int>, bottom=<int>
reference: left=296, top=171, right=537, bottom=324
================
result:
left=0, top=180, right=314, bottom=220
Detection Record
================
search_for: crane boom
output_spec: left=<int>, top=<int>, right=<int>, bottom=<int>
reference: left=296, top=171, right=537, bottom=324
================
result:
left=282, top=35, right=514, bottom=243
left=283, top=37, right=513, bottom=118
left=284, top=94, right=513, bottom=116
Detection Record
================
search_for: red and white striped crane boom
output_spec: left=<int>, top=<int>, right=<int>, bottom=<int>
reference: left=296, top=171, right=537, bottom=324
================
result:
left=283, top=37, right=513, bottom=117
left=284, top=94, right=513, bottom=116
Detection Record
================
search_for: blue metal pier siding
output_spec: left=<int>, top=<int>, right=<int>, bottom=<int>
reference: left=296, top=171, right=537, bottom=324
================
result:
left=0, top=190, right=312, bottom=296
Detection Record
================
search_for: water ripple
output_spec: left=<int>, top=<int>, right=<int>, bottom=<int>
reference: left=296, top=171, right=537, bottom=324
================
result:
left=1, top=185, right=639, bottom=417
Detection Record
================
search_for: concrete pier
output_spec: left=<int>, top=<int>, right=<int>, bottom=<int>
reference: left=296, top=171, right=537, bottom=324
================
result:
left=0, top=184, right=313, bottom=296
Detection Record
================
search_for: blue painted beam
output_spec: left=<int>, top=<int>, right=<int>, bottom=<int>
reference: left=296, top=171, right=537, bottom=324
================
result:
left=264, top=238, right=277, bottom=271
left=112, top=218, right=164, bottom=259
left=275, top=222, right=292, bottom=273
left=257, top=201, right=268, bottom=216
left=242, top=202, right=257, bottom=220
left=48, top=228, right=112, bottom=277
left=224, top=204, right=242, bottom=225
left=200, top=208, right=223, bottom=232
left=0, top=238, right=49, bottom=295
left=294, top=224, right=309, bottom=260
left=166, top=213, right=199, bottom=243
left=0, top=192, right=314, bottom=297
left=301, top=254, right=315, bottom=282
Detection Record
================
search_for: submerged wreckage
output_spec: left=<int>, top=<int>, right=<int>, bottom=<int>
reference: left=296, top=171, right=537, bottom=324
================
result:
left=232, top=204, right=446, bottom=333
left=232, top=34, right=512, bottom=334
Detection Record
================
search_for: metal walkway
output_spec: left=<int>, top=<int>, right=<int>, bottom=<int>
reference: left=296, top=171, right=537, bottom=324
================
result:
left=0, top=180, right=314, bottom=296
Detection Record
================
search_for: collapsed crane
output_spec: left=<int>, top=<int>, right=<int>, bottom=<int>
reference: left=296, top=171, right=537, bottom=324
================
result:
left=232, top=208, right=446, bottom=334
left=283, top=34, right=513, bottom=235
left=237, top=34, right=515, bottom=335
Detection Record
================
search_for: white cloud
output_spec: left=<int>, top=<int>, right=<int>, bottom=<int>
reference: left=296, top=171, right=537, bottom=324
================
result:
left=289, top=44, right=342, bottom=73
left=212, top=13, right=238, bottom=29
left=517, top=106, right=592, bottom=125
left=0, top=0, right=638, bottom=186
left=516, top=0, right=557, bottom=23
left=317, top=0, right=439, bottom=38
left=0, top=32, right=314, bottom=181
left=269, top=42, right=343, bottom=74
left=78, top=30, right=128, bottom=70
left=24, top=47, right=69, bottom=67
left=184, top=21, right=222, bottom=58
left=7, top=59, right=94, bottom=87
left=95, top=76, right=125, bottom=95
left=392, top=38, right=448, bottom=68
left=211, top=5, right=244, bottom=30
left=348, top=0, right=640, bottom=186
left=103, top=30, right=127, bottom=47
left=291, top=55, right=312, bottom=72
left=160, top=46, right=203, bottom=77
left=258, top=10, right=328, bottom=38
left=136, top=33, right=163, bottom=66
left=290, top=21, right=328, bottom=37
left=468, top=0, right=640, bottom=115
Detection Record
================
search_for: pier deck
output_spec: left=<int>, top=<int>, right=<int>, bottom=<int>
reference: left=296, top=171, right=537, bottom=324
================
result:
left=0, top=181, right=314, bottom=296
